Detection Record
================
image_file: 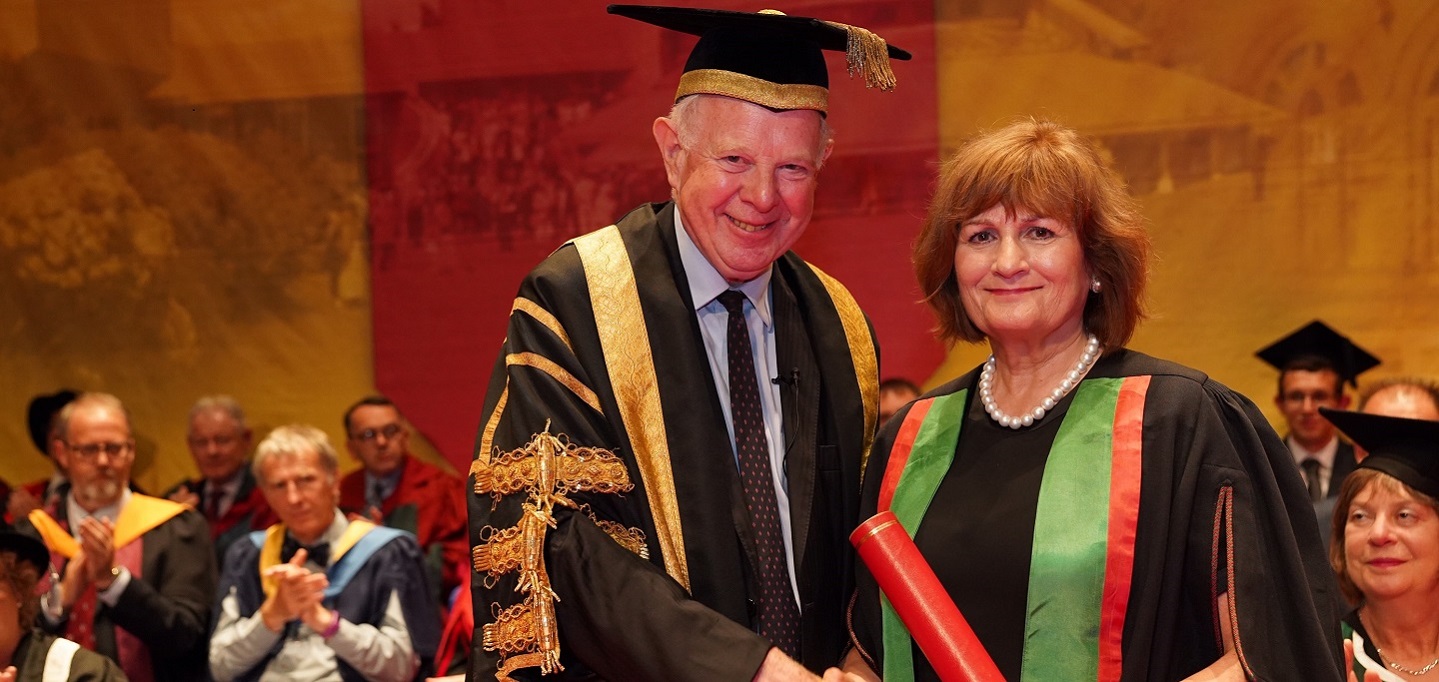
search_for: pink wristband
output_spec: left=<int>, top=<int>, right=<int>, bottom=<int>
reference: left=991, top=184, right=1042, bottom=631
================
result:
left=321, top=610, right=341, bottom=639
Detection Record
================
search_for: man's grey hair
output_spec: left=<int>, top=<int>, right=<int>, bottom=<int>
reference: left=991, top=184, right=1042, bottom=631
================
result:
left=54, top=392, right=132, bottom=440
left=252, top=424, right=339, bottom=481
left=189, top=395, right=247, bottom=432
left=667, top=94, right=834, bottom=169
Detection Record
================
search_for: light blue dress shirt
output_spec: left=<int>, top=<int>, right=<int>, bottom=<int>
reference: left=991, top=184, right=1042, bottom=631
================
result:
left=674, top=207, right=800, bottom=607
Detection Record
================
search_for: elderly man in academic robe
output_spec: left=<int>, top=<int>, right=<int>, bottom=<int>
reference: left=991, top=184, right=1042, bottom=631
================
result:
left=210, top=424, right=439, bottom=682
left=468, top=7, right=912, bottom=681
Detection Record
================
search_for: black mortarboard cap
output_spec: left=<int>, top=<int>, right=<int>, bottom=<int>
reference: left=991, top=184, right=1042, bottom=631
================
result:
left=26, top=389, right=78, bottom=456
left=607, top=5, right=911, bottom=113
left=1255, top=320, right=1379, bottom=387
left=1321, top=408, right=1439, bottom=499
left=0, top=531, right=51, bottom=573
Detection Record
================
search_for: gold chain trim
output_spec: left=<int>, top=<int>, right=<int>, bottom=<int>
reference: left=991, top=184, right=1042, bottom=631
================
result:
left=475, top=424, right=640, bottom=681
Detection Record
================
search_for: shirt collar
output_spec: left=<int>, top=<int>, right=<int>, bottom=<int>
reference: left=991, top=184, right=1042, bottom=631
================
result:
left=66, top=488, right=132, bottom=527
left=1289, top=434, right=1339, bottom=470
left=674, top=205, right=774, bottom=327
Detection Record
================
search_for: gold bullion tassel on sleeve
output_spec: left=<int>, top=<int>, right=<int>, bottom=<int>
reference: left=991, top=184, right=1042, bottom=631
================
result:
left=472, top=422, right=642, bottom=681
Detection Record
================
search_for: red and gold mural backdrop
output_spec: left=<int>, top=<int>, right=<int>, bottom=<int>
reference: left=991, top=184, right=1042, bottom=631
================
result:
left=2, top=0, right=1437, bottom=490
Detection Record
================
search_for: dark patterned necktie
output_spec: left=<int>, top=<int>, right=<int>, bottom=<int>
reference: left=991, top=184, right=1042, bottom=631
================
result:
left=1301, top=458, right=1323, bottom=502
left=718, top=290, right=800, bottom=658
left=204, top=485, right=221, bottom=521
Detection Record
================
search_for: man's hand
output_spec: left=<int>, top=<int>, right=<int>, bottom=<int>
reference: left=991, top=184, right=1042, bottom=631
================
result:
left=753, top=648, right=821, bottom=682
left=6, top=488, right=39, bottom=519
left=1, top=663, right=18, bottom=682
left=60, top=550, right=89, bottom=609
left=168, top=484, right=200, bottom=508
left=258, top=548, right=329, bottom=632
left=76, top=517, right=117, bottom=589
left=830, top=648, right=879, bottom=682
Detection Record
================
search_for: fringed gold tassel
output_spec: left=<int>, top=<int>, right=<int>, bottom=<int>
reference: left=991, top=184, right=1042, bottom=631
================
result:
left=825, top=21, right=898, bottom=91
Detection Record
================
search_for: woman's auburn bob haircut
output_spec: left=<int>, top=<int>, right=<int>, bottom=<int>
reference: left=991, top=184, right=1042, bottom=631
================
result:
left=913, top=118, right=1152, bottom=349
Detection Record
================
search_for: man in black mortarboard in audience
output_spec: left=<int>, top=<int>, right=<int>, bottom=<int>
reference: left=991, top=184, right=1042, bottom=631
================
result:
left=1257, top=320, right=1380, bottom=503
left=468, top=6, right=908, bottom=681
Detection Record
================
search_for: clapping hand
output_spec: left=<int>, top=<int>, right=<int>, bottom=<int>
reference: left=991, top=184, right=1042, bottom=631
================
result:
left=258, top=548, right=330, bottom=632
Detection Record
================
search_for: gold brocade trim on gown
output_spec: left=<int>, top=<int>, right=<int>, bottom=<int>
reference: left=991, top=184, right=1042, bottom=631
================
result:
left=806, top=263, right=880, bottom=474
left=570, top=224, right=690, bottom=591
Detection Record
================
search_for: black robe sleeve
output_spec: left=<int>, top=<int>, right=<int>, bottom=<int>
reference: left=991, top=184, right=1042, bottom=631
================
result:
left=467, top=243, right=771, bottom=682
left=1151, top=373, right=1344, bottom=681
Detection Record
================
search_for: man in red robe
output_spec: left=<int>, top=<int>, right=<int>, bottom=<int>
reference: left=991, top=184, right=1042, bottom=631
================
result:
left=337, top=396, right=466, bottom=608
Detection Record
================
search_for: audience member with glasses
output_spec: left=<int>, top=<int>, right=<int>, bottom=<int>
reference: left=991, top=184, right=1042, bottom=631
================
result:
left=337, top=396, right=467, bottom=617
left=163, top=395, right=277, bottom=563
left=15, top=392, right=214, bottom=682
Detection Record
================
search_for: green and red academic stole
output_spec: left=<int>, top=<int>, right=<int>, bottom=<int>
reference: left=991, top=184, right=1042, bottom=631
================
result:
left=876, top=375, right=1150, bottom=682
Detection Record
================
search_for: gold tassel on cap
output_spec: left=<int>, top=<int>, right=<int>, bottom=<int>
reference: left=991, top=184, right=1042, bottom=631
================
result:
left=825, top=21, right=898, bottom=91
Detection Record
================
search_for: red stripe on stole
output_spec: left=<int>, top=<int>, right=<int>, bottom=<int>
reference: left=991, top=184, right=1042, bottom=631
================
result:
left=878, top=398, right=934, bottom=513
left=1098, top=375, right=1149, bottom=681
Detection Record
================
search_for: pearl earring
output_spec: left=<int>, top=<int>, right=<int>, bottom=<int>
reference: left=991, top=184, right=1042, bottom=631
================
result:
left=1090, top=277, right=1102, bottom=293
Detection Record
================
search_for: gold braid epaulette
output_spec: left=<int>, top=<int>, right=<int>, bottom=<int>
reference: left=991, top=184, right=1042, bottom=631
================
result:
left=472, top=423, right=644, bottom=681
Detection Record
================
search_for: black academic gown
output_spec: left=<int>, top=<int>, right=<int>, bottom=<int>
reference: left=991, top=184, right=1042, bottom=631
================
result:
left=10, top=631, right=127, bottom=682
left=849, top=350, right=1344, bottom=681
left=469, top=202, right=876, bottom=681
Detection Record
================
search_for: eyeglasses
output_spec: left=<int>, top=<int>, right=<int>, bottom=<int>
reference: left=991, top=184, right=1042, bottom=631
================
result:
left=187, top=434, right=238, bottom=449
left=1280, top=390, right=1338, bottom=407
left=350, top=423, right=403, bottom=442
left=65, top=441, right=132, bottom=460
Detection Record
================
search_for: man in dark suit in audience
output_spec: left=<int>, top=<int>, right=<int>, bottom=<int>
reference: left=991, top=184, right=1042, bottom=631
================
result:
left=165, top=395, right=277, bottom=562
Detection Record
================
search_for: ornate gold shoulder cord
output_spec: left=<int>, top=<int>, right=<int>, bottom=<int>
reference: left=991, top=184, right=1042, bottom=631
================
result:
left=472, top=423, right=645, bottom=681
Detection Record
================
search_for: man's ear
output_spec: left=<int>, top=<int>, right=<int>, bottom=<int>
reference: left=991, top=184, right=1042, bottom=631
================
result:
left=819, top=135, right=834, bottom=169
left=1337, top=393, right=1352, bottom=410
left=52, top=439, right=70, bottom=471
left=653, top=116, right=684, bottom=190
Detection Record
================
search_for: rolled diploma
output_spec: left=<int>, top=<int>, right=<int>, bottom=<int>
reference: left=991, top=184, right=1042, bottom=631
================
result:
left=851, top=510, right=1004, bottom=681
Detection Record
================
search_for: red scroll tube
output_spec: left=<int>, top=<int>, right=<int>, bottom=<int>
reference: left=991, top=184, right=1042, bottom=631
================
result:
left=851, top=510, right=1004, bottom=682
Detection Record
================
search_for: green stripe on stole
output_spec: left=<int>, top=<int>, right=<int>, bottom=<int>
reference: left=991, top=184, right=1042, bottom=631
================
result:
left=882, top=390, right=969, bottom=682
left=879, top=378, right=1129, bottom=681
left=1020, top=378, right=1124, bottom=680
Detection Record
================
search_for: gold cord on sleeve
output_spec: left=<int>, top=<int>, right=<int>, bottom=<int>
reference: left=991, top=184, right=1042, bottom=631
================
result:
left=473, top=423, right=643, bottom=681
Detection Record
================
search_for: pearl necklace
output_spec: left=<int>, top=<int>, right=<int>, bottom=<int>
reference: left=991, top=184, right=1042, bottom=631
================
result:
left=979, top=333, right=1101, bottom=429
